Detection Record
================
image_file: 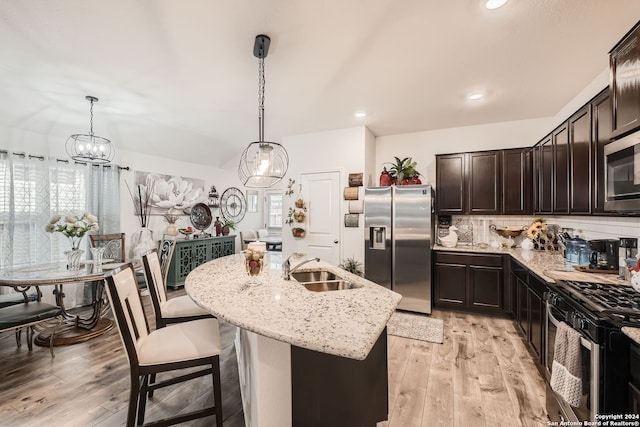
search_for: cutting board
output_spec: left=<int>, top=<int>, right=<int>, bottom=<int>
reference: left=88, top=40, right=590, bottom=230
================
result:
left=543, top=269, right=622, bottom=285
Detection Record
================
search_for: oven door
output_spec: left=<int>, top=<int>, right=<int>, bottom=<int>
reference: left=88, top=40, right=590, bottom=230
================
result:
left=604, top=130, right=640, bottom=212
left=545, top=301, right=600, bottom=422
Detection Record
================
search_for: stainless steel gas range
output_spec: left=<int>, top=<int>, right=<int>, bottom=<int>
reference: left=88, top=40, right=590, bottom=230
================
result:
left=545, top=280, right=637, bottom=423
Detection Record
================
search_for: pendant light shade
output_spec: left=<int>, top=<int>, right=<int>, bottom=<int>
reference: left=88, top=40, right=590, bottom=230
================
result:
left=238, top=35, right=289, bottom=188
left=66, top=95, right=114, bottom=164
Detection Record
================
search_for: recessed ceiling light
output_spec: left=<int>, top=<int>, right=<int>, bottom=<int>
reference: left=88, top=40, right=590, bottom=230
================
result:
left=468, top=93, right=484, bottom=100
left=354, top=111, right=367, bottom=118
left=485, top=0, right=508, bottom=10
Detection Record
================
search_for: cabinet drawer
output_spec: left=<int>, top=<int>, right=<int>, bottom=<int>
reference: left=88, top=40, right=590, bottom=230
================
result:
left=435, top=251, right=503, bottom=267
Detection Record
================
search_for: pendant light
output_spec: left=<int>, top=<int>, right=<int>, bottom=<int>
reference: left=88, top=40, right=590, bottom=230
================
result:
left=238, top=34, right=289, bottom=188
left=66, top=95, right=114, bottom=164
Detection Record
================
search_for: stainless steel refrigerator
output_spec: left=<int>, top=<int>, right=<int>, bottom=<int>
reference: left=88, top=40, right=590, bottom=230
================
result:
left=364, top=185, right=434, bottom=314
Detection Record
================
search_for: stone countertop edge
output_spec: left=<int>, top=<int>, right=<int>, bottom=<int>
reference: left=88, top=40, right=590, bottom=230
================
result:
left=435, top=245, right=640, bottom=345
left=185, top=254, right=402, bottom=361
left=622, top=327, right=640, bottom=345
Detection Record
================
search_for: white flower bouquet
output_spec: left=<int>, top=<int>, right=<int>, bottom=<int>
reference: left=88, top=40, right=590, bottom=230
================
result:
left=46, top=212, right=99, bottom=249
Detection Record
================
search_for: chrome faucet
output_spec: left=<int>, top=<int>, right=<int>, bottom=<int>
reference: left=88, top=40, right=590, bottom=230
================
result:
left=282, top=255, right=320, bottom=280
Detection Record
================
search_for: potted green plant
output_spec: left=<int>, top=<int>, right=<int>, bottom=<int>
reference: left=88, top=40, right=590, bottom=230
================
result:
left=339, top=256, right=363, bottom=276
left=221, top=220, right=236, bottom=236
left=386, top=157, right=421, bottom=185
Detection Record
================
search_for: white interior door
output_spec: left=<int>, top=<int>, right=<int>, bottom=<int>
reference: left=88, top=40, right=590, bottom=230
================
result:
left=300, top=171, right=341, bottom=265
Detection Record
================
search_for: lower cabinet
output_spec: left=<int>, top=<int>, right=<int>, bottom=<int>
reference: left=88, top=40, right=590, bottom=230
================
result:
left=167, top=235, right=236, bottom=289
left=630, top=342, right=640, bottom=414
left=434, top=251, right=506, bottom=314
left=512, top=258, right=546, bottom=366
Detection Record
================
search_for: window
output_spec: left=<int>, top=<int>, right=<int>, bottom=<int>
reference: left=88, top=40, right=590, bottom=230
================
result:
left=0, top=152, right=121, bottom=269
left=265, top=190, right=283, bottom=230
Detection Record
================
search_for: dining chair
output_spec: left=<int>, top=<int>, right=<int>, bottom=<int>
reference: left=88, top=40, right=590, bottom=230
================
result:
left=0, top=286, right=63, bottom=357
left=142, top=249, right=212, bottom=328
left=239, top=230, right=257, bottom=251
left=104, top=264, right=223, bottom=427
left=157, top=234, right=176, bottom=286
left=89, top=233, right=126, bottom=262
left=257, top=228, right=269, bottom=239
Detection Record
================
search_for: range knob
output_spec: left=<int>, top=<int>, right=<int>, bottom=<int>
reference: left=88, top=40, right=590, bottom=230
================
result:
left=572, top=313, right=587, bottom=330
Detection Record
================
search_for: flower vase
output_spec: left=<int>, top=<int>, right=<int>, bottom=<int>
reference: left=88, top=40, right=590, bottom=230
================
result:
left=132, top=228, right=156, bottom=261
left=214, top=217, right=222, bottom=236
left=166, top=223, right=178, bottom=236
left=65, top=249, right=85, bottom=271
left=90, top=246, right=105, bottom=270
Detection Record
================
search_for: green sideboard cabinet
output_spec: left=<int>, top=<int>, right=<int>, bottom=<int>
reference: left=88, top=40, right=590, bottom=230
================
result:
left=166, top=235, right=236, bottom=289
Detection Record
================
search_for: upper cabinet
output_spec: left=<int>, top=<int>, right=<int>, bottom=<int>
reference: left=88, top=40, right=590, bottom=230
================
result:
left=502, top=148, right=532, bottom=215
left=435, top=153, right=466, bottom=214
left=592, top=88, right=613, bottom=213
left=468, top=151, right=501, bottom=215
left=569, top=105, right=592, bottom=214
left=610, top=21, right=640, bottom=139
left=436, top=148, right=530, bottom=215
left=534, top=134, right=553, bottom=214
left=533, top=88, right=615, bottom=216
left=552, top=122, right=570, bottom=214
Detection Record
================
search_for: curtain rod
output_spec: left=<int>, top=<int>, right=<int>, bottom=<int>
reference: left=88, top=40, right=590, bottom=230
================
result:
left=0, top=149, right=130, bottom=170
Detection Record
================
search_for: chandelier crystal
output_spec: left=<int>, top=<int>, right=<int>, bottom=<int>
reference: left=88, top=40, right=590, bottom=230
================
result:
left=238, top=35, right=289, bottom=188
left=66, top=95, right=114, bottom=164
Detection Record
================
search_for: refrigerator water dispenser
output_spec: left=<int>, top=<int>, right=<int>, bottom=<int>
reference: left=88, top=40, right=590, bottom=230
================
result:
left=370, top=226, right=386, bottom=250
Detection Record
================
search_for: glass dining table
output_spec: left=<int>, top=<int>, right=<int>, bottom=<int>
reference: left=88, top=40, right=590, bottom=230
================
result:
left=0, top=261, right=127, bottom=346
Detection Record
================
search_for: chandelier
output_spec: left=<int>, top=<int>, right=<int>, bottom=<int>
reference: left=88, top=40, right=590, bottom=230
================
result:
left=238, top=34, right=289, bottom=188
left=66, top=95, right=114, bottom=164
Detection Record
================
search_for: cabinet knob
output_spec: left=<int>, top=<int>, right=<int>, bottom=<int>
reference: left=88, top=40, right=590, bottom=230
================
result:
left=334, top=240, right=339, bottom=244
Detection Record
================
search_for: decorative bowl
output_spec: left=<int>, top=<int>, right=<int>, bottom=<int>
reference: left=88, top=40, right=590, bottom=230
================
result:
left=489, top=224, right=525, bottom=239
left=178, top=228, right=195, bottom=237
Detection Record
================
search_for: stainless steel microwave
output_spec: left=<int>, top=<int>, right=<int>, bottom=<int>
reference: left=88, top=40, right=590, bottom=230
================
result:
left=604, top=130, right=640, bottom=212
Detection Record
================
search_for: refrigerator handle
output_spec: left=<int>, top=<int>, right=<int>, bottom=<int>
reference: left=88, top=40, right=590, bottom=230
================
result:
left=369, top=226, right=386, bottom=250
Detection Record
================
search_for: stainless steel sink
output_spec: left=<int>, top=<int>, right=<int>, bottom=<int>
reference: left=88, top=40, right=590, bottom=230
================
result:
left=290, top=269, right=363, bottom=292
left=290, top=270, right=338, bottom=282
left=300, top=280, right=363, bottom=292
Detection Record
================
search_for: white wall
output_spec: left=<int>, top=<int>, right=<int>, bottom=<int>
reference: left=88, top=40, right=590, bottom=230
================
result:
left=281, top=126, right=368, bottom=266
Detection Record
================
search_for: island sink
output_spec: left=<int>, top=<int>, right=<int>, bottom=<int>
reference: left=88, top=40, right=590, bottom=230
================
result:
left=290, top=269, right=363, bottom=292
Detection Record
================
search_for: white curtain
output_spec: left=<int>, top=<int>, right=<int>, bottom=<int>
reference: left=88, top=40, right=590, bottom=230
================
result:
left=0, top=152, right=121, bottom=306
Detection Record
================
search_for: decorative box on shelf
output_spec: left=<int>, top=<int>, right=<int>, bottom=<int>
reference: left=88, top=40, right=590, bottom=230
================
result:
left=166, top=235, right=235, bottom=289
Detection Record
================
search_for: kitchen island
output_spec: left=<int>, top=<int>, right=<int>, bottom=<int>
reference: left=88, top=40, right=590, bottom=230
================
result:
left=185, top=253, right=402, bottom=427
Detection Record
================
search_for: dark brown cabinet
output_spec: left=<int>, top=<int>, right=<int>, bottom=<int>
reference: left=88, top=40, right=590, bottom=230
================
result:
left=569, top=105, right=592, bottom=213
left=610, top=21, right=640, bottom=139
left=434, top=251, right=505, bottom=314
left=553, top=122, right=570, bottom=213
left=592, top=88, right=613, bottom=213
left=502, top=148, right=532, bottom=215
left=630, top=342, right=640, bottom=414
left=435, top=153, right=465, bottom=214
left=511, top=259, right=546, bottom=366
left=436, top=148, right=530, bottom=215
left=468, top=151, right=501, bottom=214
left=535, top=134, right=553, bottom=214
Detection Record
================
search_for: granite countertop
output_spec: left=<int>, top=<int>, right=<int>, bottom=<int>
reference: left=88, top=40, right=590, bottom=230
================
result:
left=185, top=254, right=402, bottom=360
left=433, top=244, right=626, bottom=284
left=434, top=244, right=640, bottom=345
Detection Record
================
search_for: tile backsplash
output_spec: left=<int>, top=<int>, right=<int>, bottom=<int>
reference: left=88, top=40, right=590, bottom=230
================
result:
left=448, top=215, right=640, bottom=245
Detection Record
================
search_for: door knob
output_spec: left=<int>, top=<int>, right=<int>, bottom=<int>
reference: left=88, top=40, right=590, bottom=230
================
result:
left=334, top=240, right=339, bottom=244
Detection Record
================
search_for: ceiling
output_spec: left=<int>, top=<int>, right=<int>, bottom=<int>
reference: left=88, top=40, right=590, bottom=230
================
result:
left=1, top=1, right=640, bottom=167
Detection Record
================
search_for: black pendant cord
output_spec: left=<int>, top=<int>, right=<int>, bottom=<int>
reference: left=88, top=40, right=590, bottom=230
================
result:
left=258, top=57, right=265, bottom=143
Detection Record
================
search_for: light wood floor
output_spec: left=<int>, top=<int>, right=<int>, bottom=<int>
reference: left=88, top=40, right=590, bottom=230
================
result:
left=0, top=291, right=548, bottom=426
